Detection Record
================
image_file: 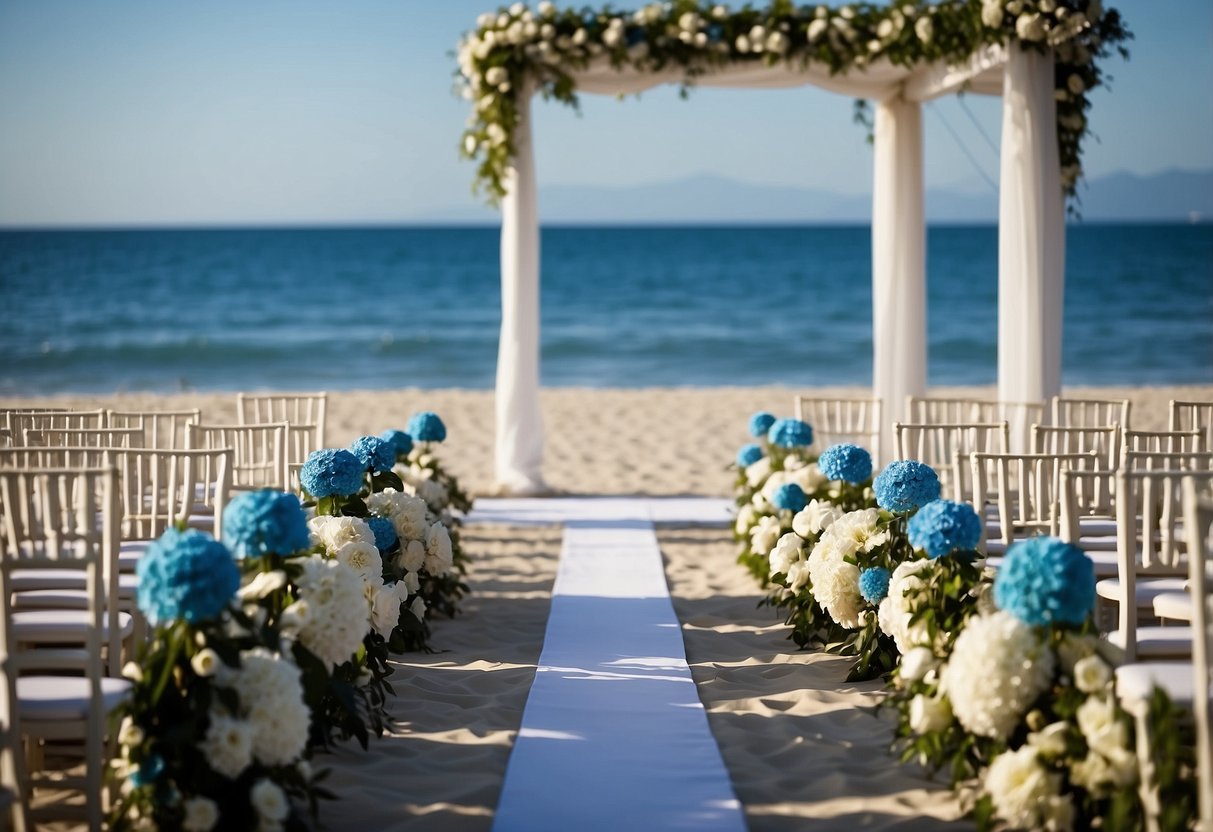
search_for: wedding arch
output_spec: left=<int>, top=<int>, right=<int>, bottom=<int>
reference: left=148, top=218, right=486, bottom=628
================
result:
left=457, top=1, right=1128, bottom=493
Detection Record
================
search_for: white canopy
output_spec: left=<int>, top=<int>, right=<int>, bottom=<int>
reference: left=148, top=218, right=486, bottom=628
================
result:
left=496, top=44, right=1063, bottom=493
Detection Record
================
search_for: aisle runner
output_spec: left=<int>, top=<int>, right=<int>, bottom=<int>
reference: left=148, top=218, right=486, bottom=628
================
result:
left=468, top=498, right=746, bottom=832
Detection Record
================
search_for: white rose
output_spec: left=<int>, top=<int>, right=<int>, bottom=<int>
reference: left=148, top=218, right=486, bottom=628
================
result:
left=1067, top=74, right=1085, bottom=95
left=182, top=797, right=219, bottom=832
left=1073, top=654, right=1111, bottom=693
left=118, top=716, right=144, bottom=747
left=909, top=694, right=952, bottom=734
left=409, top=596, right=427, bottom=622
left=984, top=746, right=1059, bottom=829
left=786, top=560, right=811, bottom=592
left=734, top=504, right=758, bottom=535
left=463, top=134, right=478, bottom=155
left=1016, top=12, right=1046, bottom=41
left=370, top=583, right=407, bottom=638
left=679, top=11, right=699, bottom=31
left=792, top=499, right=842, bottom=537
left=839, top=5, right=855, bottom=20
left=424, top=523, right=454, bottom=575
left=899, top=646, right=937, bottom=682
left=789, top=463, right=827, bottom=495
left=981, top=0, right=1004, bottom=28
left=191, top=647, right=220, bottom=678
left=750, top=515, right=782, bottom=556
left=251, top=779, right=289, bottom=822
left=509, top=2, right=525, bottom=16
left=1040, top=0, right=1057, bottom=11
left=477, top=12, right=495, bottom=28
left=745, top=455, right=772, bottom=487
left=914, top=15, right=933, bottom=43
left=1076, top=695, right=1127, bottom=757
left=877, top=19, right=894, bottom=38
left=734, top=34, right=751, bottom=53
left=572, top=28, right=587, bottom=45
left=238, top=570, right=286, bottom=601
left=807, top=18, right=828, bottom=41
left=200, top=714, right=254, bottom=779
left=399, top=539, right=426, bottom=573
left=335, top=540, right=383, bottom=584
left=1027, top=721, right=1070, bottom=759
left=766, top=32, right=788, bottom=54
left=537, top=1, right=555, bottom=17
left=768, top=532, right=804, bottom=578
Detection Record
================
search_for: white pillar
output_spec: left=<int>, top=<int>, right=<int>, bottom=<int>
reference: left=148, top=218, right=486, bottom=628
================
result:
left=495, top=89, right=547, bottom=494
left=872, top=97, right=927, bottom=467
left=998, top=45, right=1065, bottom=449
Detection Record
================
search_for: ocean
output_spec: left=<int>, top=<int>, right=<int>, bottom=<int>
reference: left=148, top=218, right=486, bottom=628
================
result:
left=0, top=224, right=1209, bottom=394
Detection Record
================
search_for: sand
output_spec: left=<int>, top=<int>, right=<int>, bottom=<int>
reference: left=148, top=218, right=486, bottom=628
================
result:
left=5, top=384, right=1210, bottom=827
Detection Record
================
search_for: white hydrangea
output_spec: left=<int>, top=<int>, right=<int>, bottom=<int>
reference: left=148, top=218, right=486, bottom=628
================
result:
left=334, top=540, right=382, bottom=585
left=808, top=553, right=862, bottom=628
left=750, top=515, right=782, bottom=556
left=288, top=556, right=370, bottom=668
left=825, top=508, right=889, bottom=556
left=792, top=499, right=842, bottom=538
left=199, top=712, right=254, bottom=778
left=768, top=532, right=804, bottom=578
left=984, top=746, right=1062, bottom=830
left=182, top=796, right=219, bottom=832
left=398, top=539, right=426, bottom=573
left=308, top=515, right=374, bottom=551
left=877, top=559, right=933, bottom=653
left=367, top=489, right=431, bottom=541
left=224, top=648, right=309, bottom=766
left=424, top=523, right=454, bottom=575
left=940, top=611, right=1055, bottom=740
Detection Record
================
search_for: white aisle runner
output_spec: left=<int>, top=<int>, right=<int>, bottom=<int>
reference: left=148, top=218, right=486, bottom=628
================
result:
left=468, top=498, right=746, bottom=832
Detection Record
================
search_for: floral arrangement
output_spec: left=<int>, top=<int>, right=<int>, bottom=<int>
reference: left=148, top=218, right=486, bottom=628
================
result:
left=457, top=1, right=1130, bottom=201
left=111, top=528, right=325, bottom=831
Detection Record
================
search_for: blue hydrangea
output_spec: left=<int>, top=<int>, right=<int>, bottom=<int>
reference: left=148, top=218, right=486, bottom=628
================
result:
left=873, top=460, right=941, bottom=513
left=380, top=429, right=414, bottom=459
left=817, top=444, right=873, bottom=484
left=129, top=753, right=164, bottom=786
left=748, top=411, right=777, bottom=439
left=367, top=516, right=399, bottom=552
left=858, top=567, right=891, bottom=604
left=222, top=490, right=310, bottom=558
left=408, top=411, right=447, bottom=443
left=907, top=499, right=983, bottom=558
left=994, top=536, right=1096, bottom=627
left=736, top=443, right=764, bottom=468
left=767, top=418, right=814, bottom=449
left=349, top=435, right=396, bottom=474
left=771, top=482, right=808, bottom=513
left=136, top=529, right=240, bottom=626
left=300, top=448, right=364, bottom=498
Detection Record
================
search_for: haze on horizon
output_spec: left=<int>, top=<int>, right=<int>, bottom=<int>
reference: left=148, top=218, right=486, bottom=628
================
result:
left=0, top=0, right=1210, bottom=228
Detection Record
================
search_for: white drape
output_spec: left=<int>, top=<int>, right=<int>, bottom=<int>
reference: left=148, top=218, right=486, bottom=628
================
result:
left=496, top=89, right=547, bottom=494
left=998, top=46, right=1065, bottom=448
left=872, top=98, right=926, bottom=467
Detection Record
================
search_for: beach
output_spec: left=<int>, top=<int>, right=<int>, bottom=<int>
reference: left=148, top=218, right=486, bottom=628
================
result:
left=4, top=383, right=1210, bottom=827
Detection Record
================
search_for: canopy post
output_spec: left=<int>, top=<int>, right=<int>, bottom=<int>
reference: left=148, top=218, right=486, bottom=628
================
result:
left=998, top=46, right=1065, bottom=449
left=871, top=96, right=927, bottom=467
left=495, top=87, right=547, bottom=494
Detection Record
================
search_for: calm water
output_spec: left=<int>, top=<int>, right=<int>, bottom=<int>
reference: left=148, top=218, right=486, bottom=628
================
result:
left=0, top=224, right=1209, bottom=394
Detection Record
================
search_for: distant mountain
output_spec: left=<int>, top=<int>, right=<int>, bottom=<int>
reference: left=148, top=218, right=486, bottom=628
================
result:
left=426, top=168, right=1212, bottom=224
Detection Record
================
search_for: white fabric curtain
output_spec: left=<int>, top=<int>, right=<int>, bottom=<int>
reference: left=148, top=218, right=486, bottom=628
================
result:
left=496, top=89, right=547, bottom=494
left=871, top=98, right=926, bottom=466
left=998, top=46, right=1065, bottom=448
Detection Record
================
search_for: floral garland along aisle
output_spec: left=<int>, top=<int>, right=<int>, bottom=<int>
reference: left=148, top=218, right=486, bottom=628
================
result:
left=732, top=412, right=1198, bottom=831
left=111, top=411, right=473, bottom=831
left=458, top=1, right=1130, bottom=202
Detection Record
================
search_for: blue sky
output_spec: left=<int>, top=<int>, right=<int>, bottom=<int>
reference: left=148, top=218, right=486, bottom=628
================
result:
left=0, top=0, right=1209, bottom=226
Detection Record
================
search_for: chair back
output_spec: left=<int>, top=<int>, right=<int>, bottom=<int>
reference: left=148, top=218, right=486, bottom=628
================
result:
left=793, top=396, right=881, bottom=465
left=1123, top=429, right=1204, bottom=455
left=22, top=426, right=144, bottom=449
left=895, top=421, right=1009, bottom=501
left=186, top=422, right=287, bottom=492
left=0, top=447, right=111, bottom=471
left=6, top=410, right=106, bottom=436
left=106, top=409, right=201, bottom=450
left=1123, top=451, right=1213, bottom=473
left=1172, top=400, right=1213, bottom=452
left=970, top=452, right=1102, bottom=548
left=1181, top=476, right=1213, bottom=826
left=1059, top=467, right=1117, bottom=545
left=108, top=448, right=233, bottom=541
left=1051, top=396, right=1131, bottom=429
left=1032, top=423, right=1121, bottom=472
left=237, top=393, right=327, bottom=447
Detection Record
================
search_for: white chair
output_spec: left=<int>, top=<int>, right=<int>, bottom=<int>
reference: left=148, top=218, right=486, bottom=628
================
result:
left=895, top=421, right=1009, bottom=502
left=106, top=408, right=201, bottom=450
left=22, top=427, right=144, bottom=449
left=792, top=396, right=881, bottom=464
left=1032, top=423, right=1121, bottom=473
left=1105, top=469, right=1209, bottom=662
left=1123, top=429, right=1204, bottom=455
left=237, top=392, right=327, bottom=448
left=1123, top=450, right=1213, bottom=473
left=1115, top=476, right=1213, bottom=832
left=1171, top=400, right=1213, bottom=452
left=186, top=422, right=287, bottom=493
left=5, top=410, right=106, bottom=436
left=0, top=466, right=132, bottom=831
left=1051, top=395, right=1130, bottom=429
left=906, top=396, right=1043, bottom=453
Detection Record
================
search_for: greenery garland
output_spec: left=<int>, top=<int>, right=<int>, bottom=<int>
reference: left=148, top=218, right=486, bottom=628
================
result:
left=457, top=0, right=1130, bottom=202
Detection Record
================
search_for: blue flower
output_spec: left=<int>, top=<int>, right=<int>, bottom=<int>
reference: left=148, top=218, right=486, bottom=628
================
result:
left=858, top=567, right=891, bottom=604
left=380, top=429, right=414, bottom=459
left=771, top=483, right=808, bottom=513
left=748, top=411, right=776, bottom=439
left=222, top=490, right=310, bottom=558
left=349, top=435, right=396, bottom=474
left=300, top=448, right=364, bottom=498
left=736, top=443, right=764, bottom=468
left=818, top=444, right=873, bottom=484
left=408, top=411, right=447, bottom=443
left=994, top=536, right=1096, bottom=627
left=129, top=753, right=164, bottom=786
left=136, top=529, right=240, bottom=626
left=767, top=418, right=814, bottom=449
left=907, top=499, right=983, bottom=558
left=873, top=460, right=941, bottom=513
left=367, top=516, right=398, bottom=553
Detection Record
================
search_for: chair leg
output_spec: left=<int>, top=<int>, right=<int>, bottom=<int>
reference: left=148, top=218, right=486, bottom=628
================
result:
left=1134, top=709, right=1161, bottom=832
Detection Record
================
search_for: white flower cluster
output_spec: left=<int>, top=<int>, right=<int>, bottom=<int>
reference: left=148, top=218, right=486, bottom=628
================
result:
left=806, top=508, right=888, bottom=628
left=983, top=745, right=1072, bottom=830
left=309, top=514, right=411, bottom=638
left=877, top=559, right=933, bottom=654
left=765, top=499, right=846, bottom=594
left=980, top=0, right=1102, bottom=44
left=367, top=489, right=454, bottom=577
left=939, top=610, right=1054, bottom=740
left=283, top=555, right=371, bottom=668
